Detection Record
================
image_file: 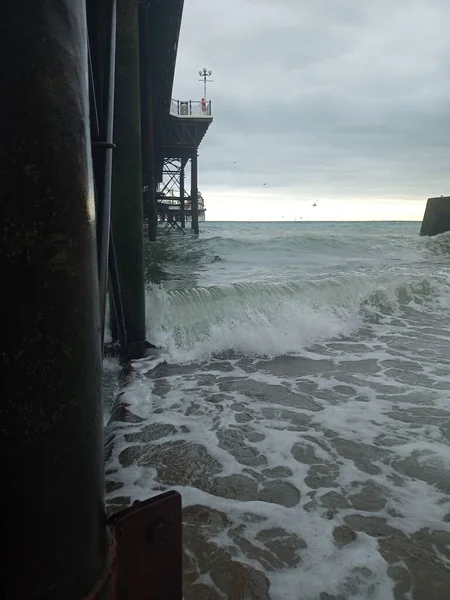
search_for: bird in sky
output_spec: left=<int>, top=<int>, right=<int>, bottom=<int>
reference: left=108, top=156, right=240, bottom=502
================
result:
left=313, top=200, right=318, bottom=207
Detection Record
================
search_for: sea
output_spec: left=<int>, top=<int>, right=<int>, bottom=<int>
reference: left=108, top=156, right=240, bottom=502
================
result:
left=104, top=221, right=450, bottom=600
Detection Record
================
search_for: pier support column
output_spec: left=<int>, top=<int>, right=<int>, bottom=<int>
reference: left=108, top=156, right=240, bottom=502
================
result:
left=420, top=196, right=450, bottom=236
left=139, top=3, right=157, bottom=243
left=180, top=161, right=186, bottom=228
left=112, top=0, right=146, bottom=358
left=191, top=152, right=199, bottom=234
left=0, top=1, right=106, bottom=598
left=147, top=171, right=158, bottom=241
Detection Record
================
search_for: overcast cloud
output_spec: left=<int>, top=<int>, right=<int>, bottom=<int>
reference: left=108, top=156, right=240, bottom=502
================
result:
left=172, top=0, right=450, bottom=219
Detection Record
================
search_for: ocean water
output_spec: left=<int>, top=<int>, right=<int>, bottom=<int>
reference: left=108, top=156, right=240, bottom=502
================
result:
left=105, top=221, right=450, bottom=600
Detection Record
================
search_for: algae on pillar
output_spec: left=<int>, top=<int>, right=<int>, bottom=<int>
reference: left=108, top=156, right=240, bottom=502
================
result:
left=420, top=196, right=450, bottom=236
left=112, top=0, right=147, bottom=358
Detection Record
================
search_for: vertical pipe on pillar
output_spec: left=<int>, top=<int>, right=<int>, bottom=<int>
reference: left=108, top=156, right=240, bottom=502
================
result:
left=112, top=0, right=146, bottom=359
left=147, top=169, right=158, bottom=241
left=87, top=0, right=117, bottom=348
left=108, top=226, right=128, bottom=353
left=191, top=152, right=199, bottom=234
left=139, top=4, right=157, bottom=243
left=97, top=1, right=117, bottom=342
left=0, top=1, right=106, bottom=599
left=180, top=161, right=186, bottom=229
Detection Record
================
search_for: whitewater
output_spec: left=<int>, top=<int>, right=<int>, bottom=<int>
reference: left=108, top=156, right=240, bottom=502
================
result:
left=104, top=221, right=450, bottom=600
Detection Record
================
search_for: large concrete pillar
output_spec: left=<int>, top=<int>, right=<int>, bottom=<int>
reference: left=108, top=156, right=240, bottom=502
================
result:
left=112, top=0, right=147, bottom=358
left=420, top=196, right=450, bottom=236
left=191, top=152, right=199, bottom=234
left=180, top=161, right=186, bottom=228
left=0, top=1, right=106, bottom=598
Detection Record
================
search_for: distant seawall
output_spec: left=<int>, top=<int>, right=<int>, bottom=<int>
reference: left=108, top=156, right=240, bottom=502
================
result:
left=420, top=196, right=450, bottom=236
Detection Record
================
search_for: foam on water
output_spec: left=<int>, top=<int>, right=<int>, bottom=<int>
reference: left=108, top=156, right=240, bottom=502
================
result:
left=105, top=223, right=450, bottom=599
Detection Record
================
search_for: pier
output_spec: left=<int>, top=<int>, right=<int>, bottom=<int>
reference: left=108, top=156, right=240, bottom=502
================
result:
left=156, top=99, right=212, bottom=233
left=1, top=0, right=211, bottom=598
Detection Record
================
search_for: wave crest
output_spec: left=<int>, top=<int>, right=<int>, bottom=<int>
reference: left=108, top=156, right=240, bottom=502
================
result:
left=145, top=272, right=449, bottom=362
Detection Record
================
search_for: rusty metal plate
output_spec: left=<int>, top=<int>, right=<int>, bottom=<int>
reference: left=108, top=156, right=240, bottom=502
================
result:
left=108, top=491, right=183, bottom=600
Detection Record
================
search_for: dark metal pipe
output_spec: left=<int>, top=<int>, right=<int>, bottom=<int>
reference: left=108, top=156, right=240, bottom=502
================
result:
left=87, top=0, right=129, bottom=359
left=180, top=162, right=186, bottom=229
left=147, top=181, right=158, bottom=242
left=139, top=4, right=158, bottom=243
left=95, top=0, right=117, bottom=343
left=0, top=1, right=106, bottom=598
left=108, top=226, right=128, bottom=354
left=111, top=0, right=147, bottom=359
left=191, top=152, right=199, bottom=234
left=88, top=37, right=101, bottom=140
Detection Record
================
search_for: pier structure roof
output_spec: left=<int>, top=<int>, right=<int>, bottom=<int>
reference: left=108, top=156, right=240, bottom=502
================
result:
left=145, top=0, right=213, bottom=177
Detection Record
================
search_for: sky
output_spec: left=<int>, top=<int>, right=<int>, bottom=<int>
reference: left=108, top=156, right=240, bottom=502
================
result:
left=172, top=0, right=450, bottom=221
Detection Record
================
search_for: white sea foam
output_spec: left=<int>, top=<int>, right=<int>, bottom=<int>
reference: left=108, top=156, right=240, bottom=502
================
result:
left=105, top=223, right=450, bottom=599
left=107, top=326, right=450, bottom=597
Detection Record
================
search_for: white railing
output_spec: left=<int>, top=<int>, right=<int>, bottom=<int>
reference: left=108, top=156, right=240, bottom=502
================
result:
left=170, top=99, right=212, bottom=117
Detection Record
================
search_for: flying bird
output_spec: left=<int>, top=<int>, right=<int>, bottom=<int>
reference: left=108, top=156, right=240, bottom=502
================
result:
left=313, top=200, right=318, bottom=207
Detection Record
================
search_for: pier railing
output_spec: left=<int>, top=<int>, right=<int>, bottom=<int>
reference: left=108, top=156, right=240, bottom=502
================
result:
left=170, top=99, right=212, bottom=117
left=157, top=191, right=206, bottom=211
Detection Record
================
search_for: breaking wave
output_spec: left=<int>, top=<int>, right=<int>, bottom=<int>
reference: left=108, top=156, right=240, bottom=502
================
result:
left=145, top=271, right=450, bottom=362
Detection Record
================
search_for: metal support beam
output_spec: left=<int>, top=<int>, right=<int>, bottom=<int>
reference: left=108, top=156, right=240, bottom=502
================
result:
left=180, top=163, right=186, bottom=228
left=147, top=174, right=158, bottom=242
left=160, top=158, right=182, bottom=196
left=87, top=0, right=117, bottom=347
left=108, top=226, right=128, bottom=356
left=191, top=152, right=199, bottom=234
left=139, top=3, right=157, bottom=243
left=0, top=1, right=106, bottom=598
left=111, top=0, right=146, bottom=359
